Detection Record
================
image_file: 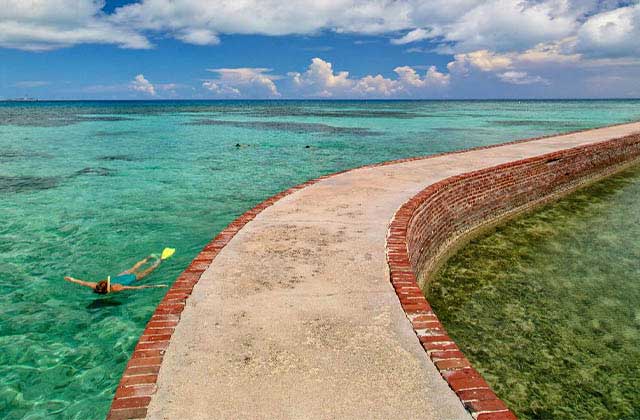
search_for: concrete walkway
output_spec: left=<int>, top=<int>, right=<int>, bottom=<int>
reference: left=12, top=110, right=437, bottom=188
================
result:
left=146, top=122, right=640, bottom=419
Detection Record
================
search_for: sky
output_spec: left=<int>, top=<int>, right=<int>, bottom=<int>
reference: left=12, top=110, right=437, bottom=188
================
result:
left=1, top=0, right=639, bottom=100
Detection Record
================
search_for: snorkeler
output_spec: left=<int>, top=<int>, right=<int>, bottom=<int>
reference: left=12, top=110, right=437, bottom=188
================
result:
left=64, top=248, right=175, bottom=294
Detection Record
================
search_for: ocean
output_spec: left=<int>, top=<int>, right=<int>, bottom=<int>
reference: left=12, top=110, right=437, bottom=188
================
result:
left=1, top=100, right=639, bottom=418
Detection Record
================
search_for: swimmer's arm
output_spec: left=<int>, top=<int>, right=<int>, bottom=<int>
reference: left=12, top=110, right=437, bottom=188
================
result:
left=120, top=284, right=167, bottom=291
left=64, top=276, right=97, bottom=289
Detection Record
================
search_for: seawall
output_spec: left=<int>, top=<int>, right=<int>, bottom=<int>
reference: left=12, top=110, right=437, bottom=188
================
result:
left=107, top=122, right=640, bottom=420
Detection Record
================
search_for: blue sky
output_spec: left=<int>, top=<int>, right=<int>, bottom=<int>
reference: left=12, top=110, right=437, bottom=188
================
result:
left=1, top=0, right=639, bottom=99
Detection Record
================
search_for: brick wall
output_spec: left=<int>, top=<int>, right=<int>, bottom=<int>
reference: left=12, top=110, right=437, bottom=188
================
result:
left=387, top=133, right=640, bottom=420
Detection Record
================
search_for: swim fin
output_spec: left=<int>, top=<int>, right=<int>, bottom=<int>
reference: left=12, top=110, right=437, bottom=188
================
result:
left=161, top=247, right=176, bottom=260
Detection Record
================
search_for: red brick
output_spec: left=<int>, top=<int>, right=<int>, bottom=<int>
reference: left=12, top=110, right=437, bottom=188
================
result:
left=111, top=397, right=151, bottom=410
left=142, top=327, right=174, bottom=336
left=125, top=365, right=160, bottom=376
left=107, top=407, right=147, bottom=420
left=114, top=384, right=156, bottom=399
left=411, top=314, right=439, bottom=323
left=147, top=321, right=178, bottom=329
left=419, top=334, right=452, bottom=344
left=139, top=334, right=172, bottom=343
left=448, top=376, right=490, bottom=391
left=466, top=398, right=510, bottom=413
left=120, top=374, right=158, bottom=386
left=413, top=320, right=444, bottom=330
left=422, top=341, right=457, bottom=352
left=435, top=358, right=471, bottom=370
left=132, top=349, right=164, bottom=359
left=476, top=411, right=517, bottom=420
left=456, top=388, right=497, bottom=402
left=430, top=350, right=465, bottom=361
left=128, top=357, right=162, bottom=368
left=149, top=314, right=179, bottom=322
left=135, top=341, right=169, bottom=351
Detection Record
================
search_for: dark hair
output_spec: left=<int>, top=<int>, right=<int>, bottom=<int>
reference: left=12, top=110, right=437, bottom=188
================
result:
left=94, top=280, right=109, bottom=294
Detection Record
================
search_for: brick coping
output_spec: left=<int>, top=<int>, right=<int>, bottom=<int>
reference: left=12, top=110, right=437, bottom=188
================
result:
left=107, top=121, right=638, bottom=420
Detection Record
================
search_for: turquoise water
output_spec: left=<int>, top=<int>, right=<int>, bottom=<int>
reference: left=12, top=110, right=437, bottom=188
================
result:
left=428, top=165, right=640, bottom=419
left=0, top=100, right=639, bottom=419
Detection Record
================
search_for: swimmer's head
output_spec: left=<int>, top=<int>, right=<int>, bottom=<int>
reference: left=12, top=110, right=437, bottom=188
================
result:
left=94, top=280, right=109, bottom=294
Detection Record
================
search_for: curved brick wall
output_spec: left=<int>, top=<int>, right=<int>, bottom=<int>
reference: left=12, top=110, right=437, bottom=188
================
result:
left=108, top=125, right=639, bottom=420
left=386, top=133, right=640, bottom=420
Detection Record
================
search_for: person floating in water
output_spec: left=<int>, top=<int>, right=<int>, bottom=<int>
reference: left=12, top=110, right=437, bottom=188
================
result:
left=64, top=248, right=175, bottom=294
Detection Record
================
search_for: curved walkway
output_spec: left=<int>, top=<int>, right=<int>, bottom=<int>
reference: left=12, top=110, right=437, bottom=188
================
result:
left=109, top=122, right=640, bottom=420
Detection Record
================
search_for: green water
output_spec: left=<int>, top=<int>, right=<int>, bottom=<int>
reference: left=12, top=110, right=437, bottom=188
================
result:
left=429, top=165, right=640, bottom=419
left=1, top=100, right=639, bottom=418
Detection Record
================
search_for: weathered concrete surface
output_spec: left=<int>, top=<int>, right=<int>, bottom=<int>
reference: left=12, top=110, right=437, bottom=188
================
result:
left=147, top=122, right=640, bottom=419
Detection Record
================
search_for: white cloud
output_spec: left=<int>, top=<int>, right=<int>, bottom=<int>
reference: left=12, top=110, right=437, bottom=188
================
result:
left=448, top=50, right=513, bottom=74
left=577, top=4, right=640, bottom=58
left=447, top=42, right=581, bottom=81
left=289, top=58, right=352, bottom=95
left=516, top=39, right=581, bottom=65
left=202, top=81, right=240, bottom=96
left=176, top=29, right=220, bottom=46
left=394, top=65, right=450, bottom=87
left=203, top=68, right=280, bottom=97
left=0, top=0, right=638, bottom=69
left=289, top=57, right=450, bottom=98
left=353, top=75, right=402, bottom=96
left=391, top=28, right=432, bottom=45
left=437, top=0, right=577, bottom=53
left=0, top=0, right=151, bottom=51
left=498, top=71, right=548, bottom=85
left=130, top=74, right=156, bottom=96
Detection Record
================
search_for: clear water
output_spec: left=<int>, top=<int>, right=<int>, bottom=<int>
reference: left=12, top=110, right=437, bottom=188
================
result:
left=0, top=100, right=639, bottom=419
left=429, top=165, right=640, bottom=419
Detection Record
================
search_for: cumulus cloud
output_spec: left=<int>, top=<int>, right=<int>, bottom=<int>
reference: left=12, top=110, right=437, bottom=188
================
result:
left=130, top=74, right=156, bottom=96
left=436, top=0, right=577, bottom=53
left=448, top=50, right=514, bottom=74
left=394, top=65, right=451, bottom=87
left=498, top=71, right=548, bottom=85
left=289, top=58, right=353, bottom=97
left=202, top=81, right=240, bottom=96
left=203, top=68, right=280, bottom=97
left=2, top=0, right=639, bottom=68
left=288, top=57, right=450, bottom=98
left=577, top=4, right=640, bottom=58
left=446, top=41, right=581, bottom=84
left=0, top=0, right=151, bottom=51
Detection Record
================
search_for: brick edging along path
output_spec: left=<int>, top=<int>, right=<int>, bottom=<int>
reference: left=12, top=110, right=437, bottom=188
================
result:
left=108, top=122, right=640, bottom=420
left=386, top=133, right=640, bottom=420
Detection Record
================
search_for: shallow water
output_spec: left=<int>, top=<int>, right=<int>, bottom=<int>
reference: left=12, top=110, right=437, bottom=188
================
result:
left=429, top=165, right=640, bottom=419
left=1, top=100, right=639, bottom=418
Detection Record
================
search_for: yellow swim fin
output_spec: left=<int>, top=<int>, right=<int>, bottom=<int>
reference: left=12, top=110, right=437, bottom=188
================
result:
left=161, top=247, right=176, bottom=260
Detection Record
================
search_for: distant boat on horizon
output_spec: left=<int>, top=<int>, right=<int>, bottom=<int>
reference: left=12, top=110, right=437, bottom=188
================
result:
left=3, top=96, right=39, bottom=102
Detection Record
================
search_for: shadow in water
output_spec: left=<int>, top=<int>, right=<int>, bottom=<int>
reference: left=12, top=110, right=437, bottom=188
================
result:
left=86, top=298, right=123, bottom=309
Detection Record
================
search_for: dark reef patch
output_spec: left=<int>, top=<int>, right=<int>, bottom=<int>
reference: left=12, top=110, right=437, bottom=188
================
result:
left=185, top=119, right=382, bottom=136
left=93, top=130, right=139, bottom=137
left=0, top=150, right=52, bottom=161
left=0, top=108, right=132, bottom=127
left=0, top=175, right=60, bottom=193
left=236, top=108, right=425, bottom=119
left=97, top=155, right=137, bottom=162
